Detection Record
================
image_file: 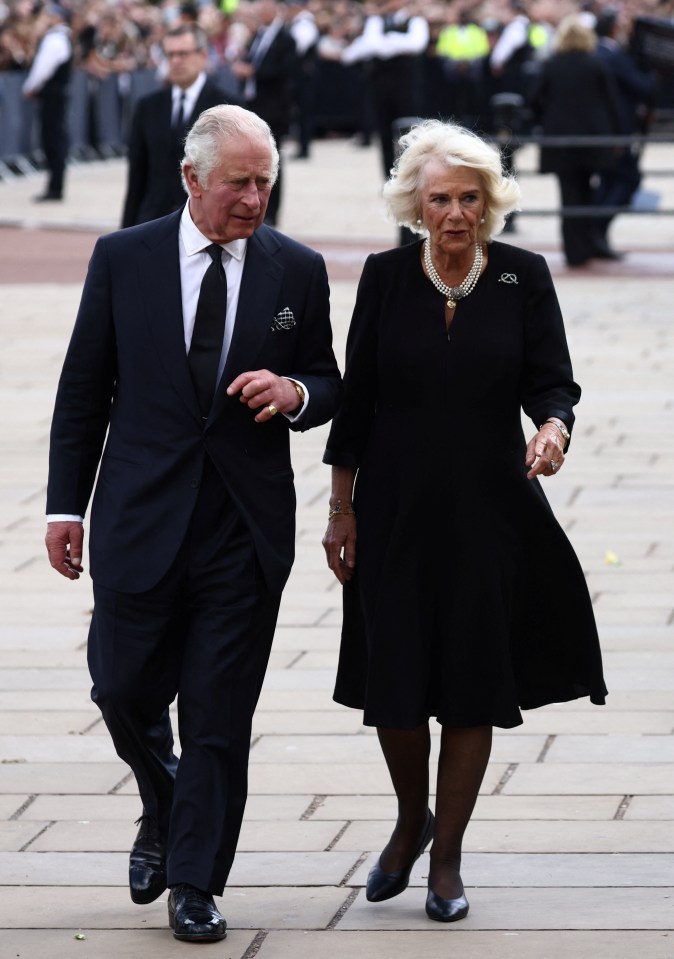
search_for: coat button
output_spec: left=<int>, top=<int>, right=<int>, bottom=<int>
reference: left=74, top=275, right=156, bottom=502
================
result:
left=190, top=479, right=199, bottom=489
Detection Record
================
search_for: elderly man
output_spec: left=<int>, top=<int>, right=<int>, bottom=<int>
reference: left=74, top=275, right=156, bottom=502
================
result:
left=46, top=104, right=341, bottom=942
left=121, top=23, right=234, bottom=227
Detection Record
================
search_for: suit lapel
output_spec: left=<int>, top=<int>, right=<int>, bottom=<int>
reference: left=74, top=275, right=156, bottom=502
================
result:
left=212, top=227, right=284, bottom=418
left=139, top=213, right=202, bottom=425
left=190, top=82, right=214, bottom=124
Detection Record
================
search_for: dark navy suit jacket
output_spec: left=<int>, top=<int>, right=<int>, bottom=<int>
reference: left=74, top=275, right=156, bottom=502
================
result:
left=47, top=212, right=341, bottom=594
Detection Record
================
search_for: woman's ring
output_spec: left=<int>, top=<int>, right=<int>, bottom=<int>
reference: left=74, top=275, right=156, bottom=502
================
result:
left=268, top=405, right=278, bottom=416
left=551, top=461, right=559, bottom=472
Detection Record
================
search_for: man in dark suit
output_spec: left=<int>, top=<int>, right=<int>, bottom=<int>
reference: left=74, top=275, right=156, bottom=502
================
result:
left=231, top=0, right=297, bottom=225
left=46, top=104, right=341, bottom=942
left=121, top=24, right=232, bottom=228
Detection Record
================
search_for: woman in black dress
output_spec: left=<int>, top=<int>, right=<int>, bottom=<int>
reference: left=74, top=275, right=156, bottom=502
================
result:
left=322, top=119, right=606, bottom=923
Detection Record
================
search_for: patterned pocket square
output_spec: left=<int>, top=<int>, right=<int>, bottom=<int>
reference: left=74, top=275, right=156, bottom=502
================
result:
left=271, top=307, right=296, bottom=332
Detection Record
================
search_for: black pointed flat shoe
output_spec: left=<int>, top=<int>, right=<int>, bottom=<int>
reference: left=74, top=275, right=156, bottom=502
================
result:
left=129, top=812, right=166, bottom=904
left=366, top=809, right=435, bottom=902
left=168, top=884, right=227, bottom=941
left=425, top=887, right=470, bottom=922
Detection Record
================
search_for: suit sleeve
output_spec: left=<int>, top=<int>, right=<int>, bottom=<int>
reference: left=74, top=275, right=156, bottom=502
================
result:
left=323, top=254, right=379, bottom=466
left=121, top=100, right=149, bottom=228
left=286, top=250, right=342, bottom=432
left=255, top=31, right=297, bottom=82
left=46, top=238, right=117, bottom=515
left=520, top=253, right=580, bottom=437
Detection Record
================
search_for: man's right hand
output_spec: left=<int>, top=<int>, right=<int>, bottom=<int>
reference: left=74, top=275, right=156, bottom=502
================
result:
left=45, top=521, right=84, bottom=580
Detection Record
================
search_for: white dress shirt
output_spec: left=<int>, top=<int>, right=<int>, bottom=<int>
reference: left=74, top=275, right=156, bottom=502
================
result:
left=22, top=25, right=71, bottom=95
left=171, top=72, right=207, bottom=126
left=342, top=11, right=429, bottom=65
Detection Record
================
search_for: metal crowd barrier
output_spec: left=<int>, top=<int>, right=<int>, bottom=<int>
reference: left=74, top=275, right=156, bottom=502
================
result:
left=494, top=132, right=674, bottom=217
left=0, top=65, right=237, bottom=172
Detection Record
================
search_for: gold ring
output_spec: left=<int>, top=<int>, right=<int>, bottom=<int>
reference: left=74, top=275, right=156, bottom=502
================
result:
left=268, top=405, right=278, bottom=416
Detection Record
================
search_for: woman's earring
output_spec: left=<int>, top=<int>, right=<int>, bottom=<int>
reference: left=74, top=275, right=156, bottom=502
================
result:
left=416, top=218, right=422, bottom=225
left=480, top=217, right=485, bottom=223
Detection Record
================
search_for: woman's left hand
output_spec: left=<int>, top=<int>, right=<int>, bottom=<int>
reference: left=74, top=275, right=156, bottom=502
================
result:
left=525, top=424, right=565, bottom=479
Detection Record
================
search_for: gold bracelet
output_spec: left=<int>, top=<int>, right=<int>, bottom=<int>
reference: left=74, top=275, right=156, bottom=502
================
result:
left=328, top=503, right=356, bottom=519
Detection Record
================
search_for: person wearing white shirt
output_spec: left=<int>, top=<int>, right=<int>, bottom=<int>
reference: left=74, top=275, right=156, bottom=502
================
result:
left=341, top=0, right=429, bottom=177
left=22, top=3, right=72, bottom=201
left=287, top=0, right=320, bottom=159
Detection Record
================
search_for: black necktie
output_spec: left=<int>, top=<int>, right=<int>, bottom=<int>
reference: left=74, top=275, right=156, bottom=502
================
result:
left=188, top=244, right=227, bottom=418
left=174, top=91, right=186, bottom=128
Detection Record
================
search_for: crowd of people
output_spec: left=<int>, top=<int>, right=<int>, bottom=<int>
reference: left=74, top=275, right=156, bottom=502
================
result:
left=2, top=0, right=670, bottom=135
left=2, top=0, right=671, bottom=247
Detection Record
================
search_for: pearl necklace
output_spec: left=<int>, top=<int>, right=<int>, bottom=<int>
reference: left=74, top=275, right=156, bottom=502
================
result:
left=423, top=239, right=483, bottom=309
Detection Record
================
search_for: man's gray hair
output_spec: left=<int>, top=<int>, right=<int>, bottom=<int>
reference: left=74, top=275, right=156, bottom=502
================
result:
left=181, top=105, right=279, bottom=192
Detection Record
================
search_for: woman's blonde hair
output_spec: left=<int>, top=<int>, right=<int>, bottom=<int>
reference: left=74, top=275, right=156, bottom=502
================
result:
left=382, top=119, right=521, bottom=241
left=554, top=14, right=597, bottom=54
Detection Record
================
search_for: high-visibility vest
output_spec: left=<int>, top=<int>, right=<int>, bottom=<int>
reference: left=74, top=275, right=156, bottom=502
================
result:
left=436, top=24, right=490, bottom=61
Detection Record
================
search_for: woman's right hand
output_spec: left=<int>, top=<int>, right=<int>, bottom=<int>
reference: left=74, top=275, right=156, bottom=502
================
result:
left=322, top=514, right=357, bottom=584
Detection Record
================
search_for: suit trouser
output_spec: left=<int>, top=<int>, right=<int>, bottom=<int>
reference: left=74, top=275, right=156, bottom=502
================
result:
left=87, top=458, right=282, bottom=894
left=39, top=89, right=68, bottom=197
left=557, top=169, right=597, bottom=266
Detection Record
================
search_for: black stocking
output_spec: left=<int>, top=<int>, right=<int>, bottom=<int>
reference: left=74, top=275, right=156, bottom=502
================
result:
left=376, top=724, right=431, bottom=872
left=429, top=724, right=492, bottom=898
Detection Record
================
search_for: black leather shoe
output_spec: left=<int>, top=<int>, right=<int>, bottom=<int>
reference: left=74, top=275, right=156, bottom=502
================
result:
left=366, top=809, right=434, bottom=902
left=591, top=239, right=624, bottom=260
left=425, top=888, right=470, bottom=922
left=33, top=192, right=63, bottom=202
left=168, top=884, right=227, bottom=941
left=129, top=813, right=166, bottom=904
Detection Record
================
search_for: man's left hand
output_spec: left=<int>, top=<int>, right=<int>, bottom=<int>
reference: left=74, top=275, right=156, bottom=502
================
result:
left=227, top=370, right=301, bottom=422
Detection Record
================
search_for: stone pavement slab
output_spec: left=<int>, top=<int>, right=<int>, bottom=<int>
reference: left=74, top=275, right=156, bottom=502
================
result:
left=349, top=852, right=674, bottom=888
left=0, top=885, right=349, bottom=930
left=504, top=763, right=674, bottom=795
left=626, top=796, right=674, bottom=819
left=313, top=794, right=622, bottom=821
left=338, top=886, right=674, bottom=930
left=3, top=929, right=257, bottom=959
left=0, top=763, right=127, bottom=794
left=333, top=818, right=674, bottom=853
left=256, top=930, right=674, bottom=959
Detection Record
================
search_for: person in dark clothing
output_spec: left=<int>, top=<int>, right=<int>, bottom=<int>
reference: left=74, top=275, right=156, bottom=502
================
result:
left=22, top=3, right=72, bottom=202
left=121, top=24, right=232, bottom=228
left=341, top=0, right=429, bottom=179
left=231, top=0, right=297, bottom=226
left=530, top=14, right=622, bottom=266
left=46, top=104, right=341, bottom=943
left=593, top=8, right=658, bottom=255
left=322, top=119, right=606, bottom=924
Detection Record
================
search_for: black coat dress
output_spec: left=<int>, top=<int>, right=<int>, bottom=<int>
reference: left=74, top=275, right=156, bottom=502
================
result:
left=324, top=240, right=606, bottom=730
left=530, top=49, right=622, bottom=175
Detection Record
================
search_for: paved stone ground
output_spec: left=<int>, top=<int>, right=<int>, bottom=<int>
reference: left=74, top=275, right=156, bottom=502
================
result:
left=1, top=138, right=673, bottom=958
